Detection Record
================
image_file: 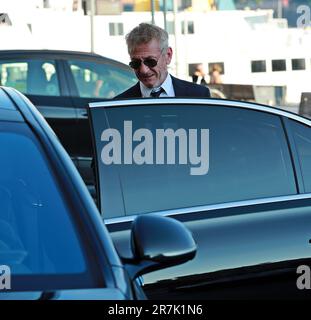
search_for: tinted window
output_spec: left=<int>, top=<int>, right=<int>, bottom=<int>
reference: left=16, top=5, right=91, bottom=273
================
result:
left=0, top=59, right=60, bottom=96
left=288, top=120, right=311, bottom=192
left=299, top=93, right=311, bottom=118
left=92, top=104, right=296, bottom=217
left=181, top=21, right=194, bottom=34
left=68, top=59, right=136, bottom=98
left=291, top=58, right=306, bottom=71
left=0, top=122, right=93, bottom=290
left=272, top=59, right=286, bottom=72
left=251, top=60, right=266, bottom=73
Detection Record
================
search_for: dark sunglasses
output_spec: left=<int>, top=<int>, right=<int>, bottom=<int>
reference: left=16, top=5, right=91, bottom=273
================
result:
left=129, top=58, right=158, bottom=69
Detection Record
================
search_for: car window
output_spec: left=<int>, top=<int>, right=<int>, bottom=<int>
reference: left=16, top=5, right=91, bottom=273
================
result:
left=0, top=59, right=60, bottom=96
left=91, top=104, right=297, bottom=218
left=288, top=120, right=311, bottom=193
left=68, top=59, right=136, bottom=98
left=0, top=122, right=94, bottom=291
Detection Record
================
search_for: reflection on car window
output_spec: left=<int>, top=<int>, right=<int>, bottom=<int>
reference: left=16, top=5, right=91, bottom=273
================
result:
left=289, top=120, right=311, bottom=192
left=0, top=59, right=60, bottom=96
left=68, top=59, right=136, bottom=98
left=0, top=122, right=89, bottom=288
left=93, top=105, right=297, bottom=218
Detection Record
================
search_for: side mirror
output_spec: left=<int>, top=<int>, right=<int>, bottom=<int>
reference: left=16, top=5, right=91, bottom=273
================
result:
left=124, top=214, right=197, bottom=279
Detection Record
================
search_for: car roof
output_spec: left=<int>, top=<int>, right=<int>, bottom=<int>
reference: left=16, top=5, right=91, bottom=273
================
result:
left=0, top=49, right=129, bottom=68
left=0, top=87, right=17, bottom=110
left=0, top=87, right=25, bottom=122
left=0, top=49, right=103, bottom=58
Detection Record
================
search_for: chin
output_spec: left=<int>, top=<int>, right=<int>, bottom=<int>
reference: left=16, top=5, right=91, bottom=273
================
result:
left=142, top=80, right=155, bottom=88
left=139, top=75, right=158, bottom=88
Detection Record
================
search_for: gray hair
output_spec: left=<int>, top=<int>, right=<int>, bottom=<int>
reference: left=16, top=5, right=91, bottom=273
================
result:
left=126, top=23, right=169, bottom=54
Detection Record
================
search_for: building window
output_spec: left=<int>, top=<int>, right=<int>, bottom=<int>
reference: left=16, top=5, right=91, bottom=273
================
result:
left=251, top=60, right=266, bottom=73
left=272, top=59, right=286, bottom=72
left=166, top=21, right=175, bottom=35
left=292, top=58, right=306, bottom=70
left=109, top=23, right=124, bottom=36
left=181, top=21, right=194, bottom=34
left=208, top=62, right=225, bottom=75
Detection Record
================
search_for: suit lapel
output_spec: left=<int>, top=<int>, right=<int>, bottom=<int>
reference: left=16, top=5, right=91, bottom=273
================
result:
left=131, top=82, right=142, bottom=97
left=171, top=75, right=186, bottom=97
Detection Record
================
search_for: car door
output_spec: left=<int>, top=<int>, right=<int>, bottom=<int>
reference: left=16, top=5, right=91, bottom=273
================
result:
left=89, top=99, right=311, bottom=299
left=0, top=116, right=124, bottom=299
left=63, top=57, right=136, bottom=192
left=0, top=55, right=79, bottom=167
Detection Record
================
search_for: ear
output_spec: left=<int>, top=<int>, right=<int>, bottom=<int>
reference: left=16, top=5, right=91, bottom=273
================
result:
left=165, top=47, right=173, bottom=65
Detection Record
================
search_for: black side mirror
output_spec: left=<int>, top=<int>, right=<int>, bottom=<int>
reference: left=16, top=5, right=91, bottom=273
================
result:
left=124, top=214, right=197, bottom=279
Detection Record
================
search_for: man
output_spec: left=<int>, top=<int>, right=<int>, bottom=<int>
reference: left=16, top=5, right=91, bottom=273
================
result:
left=115, top=23, right=211, bottom=99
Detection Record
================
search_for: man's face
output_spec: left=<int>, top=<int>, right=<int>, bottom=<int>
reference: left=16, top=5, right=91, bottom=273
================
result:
left=129, top=39, right=173, bottom=88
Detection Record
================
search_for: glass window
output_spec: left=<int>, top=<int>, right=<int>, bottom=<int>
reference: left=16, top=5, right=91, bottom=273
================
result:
left=272, top=59, right=286, bottom=72
left=181, top=21, right=194, bottom=34
left=208, top=62, right=225, bottom=74
left=109, top=22, right=124, bottom=36
left=291, top=58, right=306, bottom=71
left=0, top=122, right=93, bottom=290
left=166, top=21, right=175, bottom=35
left=68, top=59, right=136, bottom=98
left=288, top=120, right=311, bottom=192
left=298, top=93, right=311, bottom=118
left=0, top=59, right=60, bottom=96
left=92, top=104, right=296, bottom=217
left=251, top=60, right=266, bottom=73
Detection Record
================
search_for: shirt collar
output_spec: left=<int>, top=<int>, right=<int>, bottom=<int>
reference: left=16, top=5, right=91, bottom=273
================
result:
left=140, top=73, right=175, bottom=97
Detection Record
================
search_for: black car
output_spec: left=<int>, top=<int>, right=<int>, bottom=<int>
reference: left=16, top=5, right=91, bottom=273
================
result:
left=89, top=98, right=311, bottom=300
left=0, top=87, right=196, bottom=299
left=0, top=50, right=137, bottom=195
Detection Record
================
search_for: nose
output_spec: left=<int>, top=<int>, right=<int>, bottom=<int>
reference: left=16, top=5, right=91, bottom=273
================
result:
left=138, top=61, right=150, bottom=73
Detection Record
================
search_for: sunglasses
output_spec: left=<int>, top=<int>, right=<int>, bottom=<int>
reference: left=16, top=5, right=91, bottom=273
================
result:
left=129, top=57, right=158, bottom=70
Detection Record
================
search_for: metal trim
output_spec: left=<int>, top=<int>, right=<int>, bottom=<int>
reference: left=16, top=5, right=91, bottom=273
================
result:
left=104, top=192, right=311, bottom=225
left=89, top=98, right=311, bottom=126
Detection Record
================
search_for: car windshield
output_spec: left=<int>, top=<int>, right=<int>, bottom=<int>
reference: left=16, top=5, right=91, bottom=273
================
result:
left=0, top=122, right=93, bottom=290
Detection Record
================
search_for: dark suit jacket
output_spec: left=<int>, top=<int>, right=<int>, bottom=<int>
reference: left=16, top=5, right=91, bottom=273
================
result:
left=115, top=75, right=211, bottom=99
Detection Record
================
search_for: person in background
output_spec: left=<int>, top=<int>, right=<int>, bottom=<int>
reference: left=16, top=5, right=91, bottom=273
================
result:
left=115, top=23, right=210, bottom=99
left=192, top=63, right=208, bottom=86
left=209, top=65, right=222, bottom=84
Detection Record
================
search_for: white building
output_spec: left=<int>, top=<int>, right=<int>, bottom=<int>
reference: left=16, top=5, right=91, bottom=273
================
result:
left=0, top=4, right=310, bottom=106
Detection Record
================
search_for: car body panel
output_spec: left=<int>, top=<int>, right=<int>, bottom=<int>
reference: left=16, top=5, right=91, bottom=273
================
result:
left=0, top=288, right=127, bottom=300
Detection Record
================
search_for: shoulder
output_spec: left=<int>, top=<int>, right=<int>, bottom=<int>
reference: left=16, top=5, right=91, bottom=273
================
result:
left=114, top=82, right=141, bottom=99
left=171, top=76, right=210, bottom=98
